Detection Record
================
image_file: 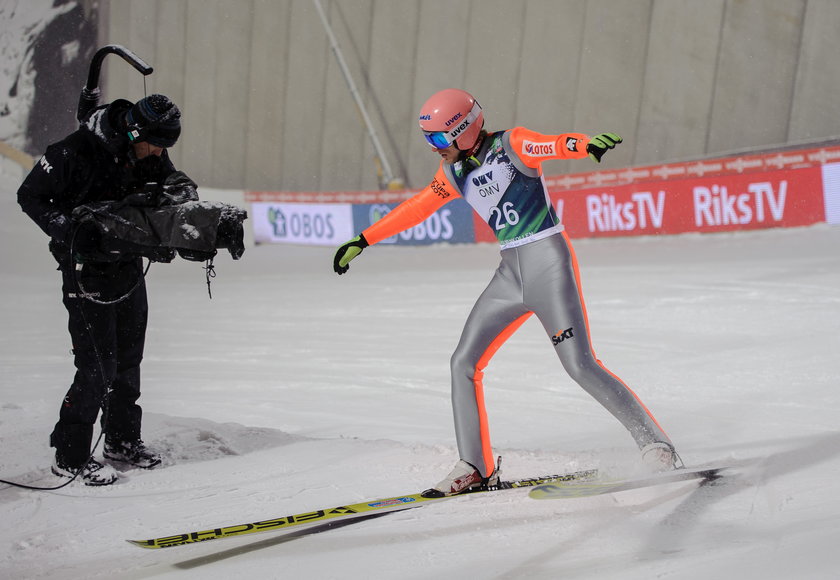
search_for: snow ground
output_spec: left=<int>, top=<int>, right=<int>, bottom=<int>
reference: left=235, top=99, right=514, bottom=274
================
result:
left=1, top=166, right=840, bottom=579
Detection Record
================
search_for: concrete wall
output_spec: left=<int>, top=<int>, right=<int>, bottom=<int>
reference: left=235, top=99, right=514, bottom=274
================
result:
left=100, top=0, right=840, bottom=191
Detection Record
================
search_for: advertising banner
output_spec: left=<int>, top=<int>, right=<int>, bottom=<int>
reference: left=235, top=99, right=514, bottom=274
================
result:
left=544, top=145, right=840, bottom=192
left=251, top=202, right=354, bottom=246
left=248, top=143, right=839, bottom=246
left=549, top=166, right=825, bottom=239
left=352, top=198, right=475, bottom=245
left=820, top=163, right=840, bottom=225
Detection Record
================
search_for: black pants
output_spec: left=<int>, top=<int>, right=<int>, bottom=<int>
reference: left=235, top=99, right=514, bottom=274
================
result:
left=50, top=256, right=148, bottom=468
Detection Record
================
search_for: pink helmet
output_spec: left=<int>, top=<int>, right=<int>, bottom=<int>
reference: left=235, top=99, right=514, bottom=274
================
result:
left=418, top=89, right=484, bottom=151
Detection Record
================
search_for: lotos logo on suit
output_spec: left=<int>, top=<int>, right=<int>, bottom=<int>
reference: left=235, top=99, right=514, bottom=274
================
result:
left=523, top=140, right=556, bottom=157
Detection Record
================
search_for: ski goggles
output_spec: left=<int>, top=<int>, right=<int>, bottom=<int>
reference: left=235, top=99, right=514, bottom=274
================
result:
left=421, top=101, right=482, bottom=149
left=422, top=130, right=454, bottom=149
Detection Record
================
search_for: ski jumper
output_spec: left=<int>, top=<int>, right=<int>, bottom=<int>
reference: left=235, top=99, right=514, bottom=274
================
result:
left=363, top=128, right=673, bottom=476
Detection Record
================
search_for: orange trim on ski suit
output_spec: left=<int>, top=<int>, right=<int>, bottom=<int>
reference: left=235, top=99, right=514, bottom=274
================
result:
left=470, top=312, right=533, bottom=475
left=561, top=230, right=670, bottom=437
left=362, top=128, right=590, bottom=245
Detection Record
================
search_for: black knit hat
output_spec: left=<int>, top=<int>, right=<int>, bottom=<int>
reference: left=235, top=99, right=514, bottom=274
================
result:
left=126, top=94, right=182, bottom=148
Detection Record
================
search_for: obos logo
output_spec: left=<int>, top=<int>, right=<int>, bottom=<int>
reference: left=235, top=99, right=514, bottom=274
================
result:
left=369, top=204, right=397, bottom=243
left=268, top=206, right=335, bottom=240
left=371, top=204, right=455, bottom=244
left=369, top=204, right=391, bottom=226
left=523, top=140, right=556, bottom=157
left=370, top=204, right=399, bottom=244
left=269, top=207, right=287, bottom=237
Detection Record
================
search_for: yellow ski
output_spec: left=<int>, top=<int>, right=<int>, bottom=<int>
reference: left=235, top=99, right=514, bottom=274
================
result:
left=128, top=468, right=597, bottom=549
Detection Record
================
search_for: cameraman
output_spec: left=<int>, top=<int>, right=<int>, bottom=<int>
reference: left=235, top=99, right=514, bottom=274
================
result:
left=17, top=94, right=183, bottom=485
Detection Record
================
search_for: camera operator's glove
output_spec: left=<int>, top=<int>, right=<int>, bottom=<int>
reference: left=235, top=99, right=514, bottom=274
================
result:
left=160, top=171, right=199, bottom=205
left=333, top=234, right=369, bottom=275
left=46, top=213, right=102, bottom=261
left=586, top=133, right=622, bottom=163
left=70, top=219, right=106, bottom=263
left=46, top=213, right=73, bottom=246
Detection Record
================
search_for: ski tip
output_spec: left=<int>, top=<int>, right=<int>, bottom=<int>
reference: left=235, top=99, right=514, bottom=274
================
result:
left=529, top=465, right=729, bottom=500
left=529, top=482, right=604, bottom=500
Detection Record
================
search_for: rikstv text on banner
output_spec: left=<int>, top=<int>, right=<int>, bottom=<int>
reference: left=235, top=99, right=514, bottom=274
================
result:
left=473, top=144, right=837, bottom=242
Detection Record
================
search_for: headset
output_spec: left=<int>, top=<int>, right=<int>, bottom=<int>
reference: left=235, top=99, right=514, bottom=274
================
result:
left=125, top=108, right=147, bottom=143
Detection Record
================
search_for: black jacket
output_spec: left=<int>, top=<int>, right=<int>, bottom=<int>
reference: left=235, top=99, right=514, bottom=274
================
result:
left=17, top=99, right=177, bottom=256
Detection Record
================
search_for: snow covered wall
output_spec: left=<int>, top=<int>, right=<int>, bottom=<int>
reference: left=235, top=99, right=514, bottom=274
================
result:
left=0, top=0, right=96, bottom=156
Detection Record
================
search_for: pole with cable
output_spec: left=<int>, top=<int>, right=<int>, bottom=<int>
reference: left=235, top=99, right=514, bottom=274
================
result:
left=313, top=0, right=404, bottom=191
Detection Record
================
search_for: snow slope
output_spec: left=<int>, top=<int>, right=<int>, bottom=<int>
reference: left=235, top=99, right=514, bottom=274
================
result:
left=2, top=165, right=840, bottom=579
